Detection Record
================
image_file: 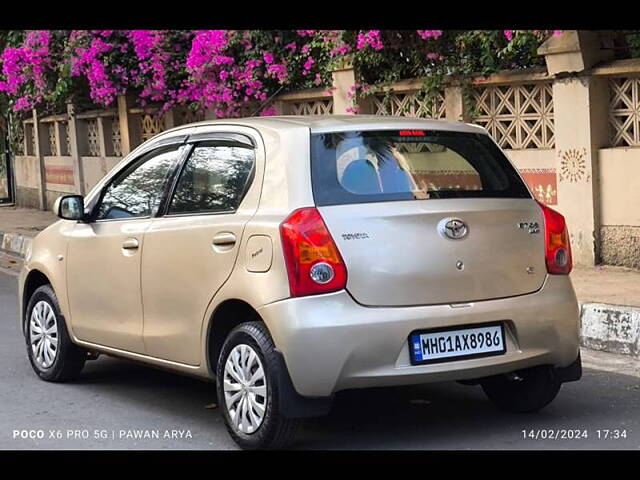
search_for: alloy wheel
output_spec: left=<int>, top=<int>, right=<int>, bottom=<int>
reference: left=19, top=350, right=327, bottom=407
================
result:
left=223, top=344, right=267, bottom=434
left=29, top=300, right=58, bottom=369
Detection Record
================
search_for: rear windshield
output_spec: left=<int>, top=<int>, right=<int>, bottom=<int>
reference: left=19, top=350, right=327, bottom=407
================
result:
left=310, top=130, right=530, bottom=206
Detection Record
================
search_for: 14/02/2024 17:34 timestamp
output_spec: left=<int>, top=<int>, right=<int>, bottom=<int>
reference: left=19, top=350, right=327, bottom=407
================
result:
left=522, top=429, right=628, bottom=440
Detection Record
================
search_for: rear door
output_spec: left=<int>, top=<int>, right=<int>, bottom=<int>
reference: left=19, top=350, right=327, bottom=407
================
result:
left=140, top=131, right=261, bottom=365
left=310, top=129, right=546, bottom=307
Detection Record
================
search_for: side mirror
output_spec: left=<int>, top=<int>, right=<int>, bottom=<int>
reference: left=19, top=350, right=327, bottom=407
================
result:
left=54, top=195, right=85, bottom=221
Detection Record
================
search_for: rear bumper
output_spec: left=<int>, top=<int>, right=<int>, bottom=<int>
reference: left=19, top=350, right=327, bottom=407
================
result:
left=258, top=274, right=580, bottom=397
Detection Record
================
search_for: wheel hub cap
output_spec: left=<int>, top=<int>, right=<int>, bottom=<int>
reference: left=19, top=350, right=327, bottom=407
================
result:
left=29, top=300, right=58, bottom=369
left=223, top=344, right=267, bottom=434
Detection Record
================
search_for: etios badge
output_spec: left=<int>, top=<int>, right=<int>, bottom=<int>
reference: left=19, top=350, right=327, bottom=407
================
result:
left=438, top=218, right=468, bottom=240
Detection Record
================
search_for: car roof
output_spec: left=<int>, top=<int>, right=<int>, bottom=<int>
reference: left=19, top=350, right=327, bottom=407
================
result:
left=158, top=114, right=487, bottom=138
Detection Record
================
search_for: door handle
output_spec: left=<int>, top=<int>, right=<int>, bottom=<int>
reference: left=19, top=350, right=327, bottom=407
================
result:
left=212, top=232, right=236, bottom=246
left=122, top=238, right=140, bottom=250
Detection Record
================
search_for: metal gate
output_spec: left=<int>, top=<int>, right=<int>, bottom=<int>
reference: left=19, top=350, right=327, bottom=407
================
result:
left=0, top=113, right=14, bottom=204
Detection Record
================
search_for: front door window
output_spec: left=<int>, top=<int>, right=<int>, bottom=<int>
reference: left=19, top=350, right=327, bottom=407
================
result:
left=96, top=146, right=181, bottom=220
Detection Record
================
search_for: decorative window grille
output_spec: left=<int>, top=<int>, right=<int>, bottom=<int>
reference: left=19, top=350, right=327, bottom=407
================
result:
left=86, top=119, right=101, bottom=156
left=111, top=117, right=122, bottom=156
left=609, top=77, right=640, bottom=147
left=288, top=98, right=333, bottom=115
left=141, top=113, right=165, bottom=141
left=372, top=90, right=446, bottom=119
left=47, top=124, right=57, bottom=156
left=472, top=83, right=555, bottom=149
left=60, top=121, right=70, bottom=156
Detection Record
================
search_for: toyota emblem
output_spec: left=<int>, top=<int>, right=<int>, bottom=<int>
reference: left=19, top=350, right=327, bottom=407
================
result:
left=438, top=218, right=468, bottom=240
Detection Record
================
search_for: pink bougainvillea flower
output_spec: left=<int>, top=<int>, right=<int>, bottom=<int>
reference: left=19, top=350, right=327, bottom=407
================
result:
left=129, top=30, right=156, bottom=60
left=417, top=30, right=443, bottom=40
left=0, top=30, right=53, bottom=110
left=259, top=105, right=278, bottom=116
left=181, top=30, right=278, bottom=117
left=13, top=96, right=31, bottom=111
left=0, top=29, right=559, bottom=118
left=356, top=30, right=384, bottom=50
left=267, top=63, right=288, bottom=83
left=186, top=30, right=229, bottom=74
left=128, top=30, right=177, bottom=105
left=68, top=31, right=121, bottom=106
left=302, top=56, right=315, bottom=75
left=330, top=44, right=351, bottom=56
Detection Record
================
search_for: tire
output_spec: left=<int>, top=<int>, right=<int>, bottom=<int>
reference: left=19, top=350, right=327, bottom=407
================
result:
left=216, top=321, right=301, bottom=450
left=480, top=365, right=561, bottom=413
left=25, top=284, right=87, bottom=382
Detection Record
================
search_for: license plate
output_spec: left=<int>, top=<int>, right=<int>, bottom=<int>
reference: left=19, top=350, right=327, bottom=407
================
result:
left=409, top=322, right=506, bottom=365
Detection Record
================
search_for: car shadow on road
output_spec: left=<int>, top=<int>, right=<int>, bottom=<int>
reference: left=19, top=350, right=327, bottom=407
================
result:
left=297, top=370, right=629, bottom=450
left=297, top=382, right=518, bottom=449
left=69, top=355, right=607, bottom=450
left=73, top=356, right=220, bottom=425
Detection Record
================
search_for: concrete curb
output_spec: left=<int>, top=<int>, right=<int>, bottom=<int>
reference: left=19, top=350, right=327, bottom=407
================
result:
left=580, top=302, right=640, bottom=357
left=1, top=231, right=638, bottom=359
left=0, top=231, right=33, bottom=259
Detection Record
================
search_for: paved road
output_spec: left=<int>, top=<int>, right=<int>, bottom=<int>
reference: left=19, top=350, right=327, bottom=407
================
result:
left=1, top=271, right=638, bottom=450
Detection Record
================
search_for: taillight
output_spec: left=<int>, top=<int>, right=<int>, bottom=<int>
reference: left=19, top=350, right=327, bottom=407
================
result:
left=280, top=207, right=348, bottom=297
left=537, top=201, right=572, bottom=275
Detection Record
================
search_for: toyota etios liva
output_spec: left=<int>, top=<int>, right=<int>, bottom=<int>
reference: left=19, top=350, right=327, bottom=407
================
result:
left=20, top=115, right=581, bottom=449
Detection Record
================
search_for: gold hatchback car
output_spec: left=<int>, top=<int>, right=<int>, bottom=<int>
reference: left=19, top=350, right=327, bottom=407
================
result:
left=19, top=116, right=582, bottom=449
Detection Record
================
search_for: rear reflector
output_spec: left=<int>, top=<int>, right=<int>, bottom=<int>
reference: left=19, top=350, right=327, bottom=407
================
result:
left=537, top=201, right=572, bottom=275
left=280, top=207, right=348, bottom=297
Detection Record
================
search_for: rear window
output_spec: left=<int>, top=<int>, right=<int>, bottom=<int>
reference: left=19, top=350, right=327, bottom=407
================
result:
left=310, top=130, right=530, bottom=206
